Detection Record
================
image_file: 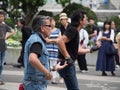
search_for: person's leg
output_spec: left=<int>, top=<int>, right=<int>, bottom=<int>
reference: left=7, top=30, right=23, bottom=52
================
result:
left=77, top=54, right=88, bottom=72
left=77, top=55, right=82, bottom=71
left=82, top=54, right=88, bottom=71
left=50, top=60, right=58, bottom=84
left=0, top=50, right=6, bottom=85
left=59, top=64, right=79, bottom=90
left=13, top=49, right=24, bottom=68
left=114, top=52, right=120, bottom=67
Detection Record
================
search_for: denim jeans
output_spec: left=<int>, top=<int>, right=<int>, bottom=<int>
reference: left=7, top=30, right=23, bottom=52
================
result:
left=58, top=63, right=79, bottom=90
left=23, top=80, right=47, bottom=90
left=0, top=50, right=6, bottom=79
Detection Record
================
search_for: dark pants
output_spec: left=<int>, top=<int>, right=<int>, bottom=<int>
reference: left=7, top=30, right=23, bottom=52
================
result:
left=58, top=63, right=79, bottom=90
left=17, top=47, right=24, bottom=66
left=77, top=54, right=88, bottom=71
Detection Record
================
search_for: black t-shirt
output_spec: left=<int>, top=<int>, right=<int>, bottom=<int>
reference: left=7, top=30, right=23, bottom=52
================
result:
left=21, top=26, right=32, bottom=47
left=88, top=25, right=99, bottom=35
left=59, top=23, right=70, bottom=35
left=58, top=26, right=79, bottom=60
left=30, top=42, right=42, bottom=58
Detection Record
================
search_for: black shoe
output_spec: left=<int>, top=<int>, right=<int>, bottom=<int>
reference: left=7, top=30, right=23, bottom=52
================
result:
left=4, top=62, right=6, bottom=65
left=13, top=64, right=23, bottom=68
left=102, top=72, right=107, bottom=76
left=111, top=71, right=116, bottom=76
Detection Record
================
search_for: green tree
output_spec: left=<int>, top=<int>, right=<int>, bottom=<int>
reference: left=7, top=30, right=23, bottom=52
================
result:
left=0, top=0, right=47, bottom=25
left=56, top=0, right=71, bottom=7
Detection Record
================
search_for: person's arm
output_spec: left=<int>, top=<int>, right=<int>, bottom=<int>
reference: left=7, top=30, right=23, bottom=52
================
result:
left=97, top=31, right=103, bottom=41
left=78, top=48, right=90, bottom=55
left=57, top=35, right=70, bottom=58
left=51, top=61, right=68, bottom=71
left=29, top=43, right=52, bottom=80
left=83, top=30, right=89, bottom=47
left=89, top=30, right=97, bottom=38
left=29, top=53, right=52, bottom=80
left=5, top=29, right=14, bottom=39
left=110, top=29, right=115, bottom=42
left=45, top=30, right=62, bottom=44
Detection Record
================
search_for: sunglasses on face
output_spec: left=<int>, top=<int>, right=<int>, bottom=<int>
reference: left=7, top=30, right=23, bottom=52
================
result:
left=43, top=24, right=51, bottom=27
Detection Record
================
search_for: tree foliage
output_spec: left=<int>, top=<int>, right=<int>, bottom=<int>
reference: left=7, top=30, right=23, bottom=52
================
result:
left=62, top=3, right=97, bottom=21
left=109, top=16, right=120, bottom=29
left=56, top=0, right=71, bottom=7
left=0, top=0, right=47, bottom=25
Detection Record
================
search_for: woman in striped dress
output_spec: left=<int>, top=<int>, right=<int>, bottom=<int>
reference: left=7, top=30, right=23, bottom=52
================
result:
left=46, top=17, right=61, bottom=84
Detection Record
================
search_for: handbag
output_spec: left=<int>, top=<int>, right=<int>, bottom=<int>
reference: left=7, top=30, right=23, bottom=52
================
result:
left=105, top=41, right=117, bottom=56
left=19, top=83, right=24, bottom=90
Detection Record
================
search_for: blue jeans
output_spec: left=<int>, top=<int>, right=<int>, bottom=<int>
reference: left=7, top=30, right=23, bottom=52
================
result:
left=58, top=63, right=79, bottom=90
left=23, top=80, right=47, bottom=90
left=0, top=50, right=6, bottom=79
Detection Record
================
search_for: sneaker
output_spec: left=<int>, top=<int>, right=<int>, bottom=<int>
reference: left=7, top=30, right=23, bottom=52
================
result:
left=81, top=70, right=88, bottom=73
left=116, top=65, right=120, bottom=68
left=102, top=72, right=107, bottom=76
left=111, top=71, right=116, bottom=76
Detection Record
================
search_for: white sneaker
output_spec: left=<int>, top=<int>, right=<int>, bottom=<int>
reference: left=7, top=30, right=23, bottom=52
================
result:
left=81, top=70, right=88, bottom=73
left=116, top=65, right=120, bottom=68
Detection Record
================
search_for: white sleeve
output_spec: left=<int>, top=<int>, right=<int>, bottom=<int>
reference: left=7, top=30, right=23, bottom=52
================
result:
left=97, top=31, right=102, bottom=41
left=83, top=30, right=89, bottom=46
left=110, top=29, right=115, bottom=42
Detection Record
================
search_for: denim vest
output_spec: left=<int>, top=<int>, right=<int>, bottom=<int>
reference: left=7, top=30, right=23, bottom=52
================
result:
left=24, top=32, right=50, bottom=84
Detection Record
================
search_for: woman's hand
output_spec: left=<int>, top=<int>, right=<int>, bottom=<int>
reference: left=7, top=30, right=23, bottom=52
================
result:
left=55, top=61, right=68, bottom=70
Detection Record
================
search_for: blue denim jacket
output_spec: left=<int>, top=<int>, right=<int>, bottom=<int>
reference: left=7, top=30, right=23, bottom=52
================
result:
left=24, top=32, right=50, bottom=84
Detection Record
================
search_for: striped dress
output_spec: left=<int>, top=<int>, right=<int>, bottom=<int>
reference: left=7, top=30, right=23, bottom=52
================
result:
left=47, top=29, right=60, bottom=61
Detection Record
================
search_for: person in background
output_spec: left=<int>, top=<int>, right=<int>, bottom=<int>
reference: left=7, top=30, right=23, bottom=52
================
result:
left=58, top=12, right=70, bottom=83
left=0, top=11, right=14, bottom=85
left=46, top=17, right=61, bottom=84
left=13, top=19, right=32, bottom=68
left=96, top=21, right=115, bottom=76
left=23, top=15, right=67, bottom=90
left=59, top=13, right=70, bottom=35
left=111, top=21, right=120, bottom=68
left=116, top=32, right=120, bottom=65
left=77, top=14, right=89, bottom=73
left=88, top=18, right=99, bottom=46
left=56, top=10, right=87, bottom=90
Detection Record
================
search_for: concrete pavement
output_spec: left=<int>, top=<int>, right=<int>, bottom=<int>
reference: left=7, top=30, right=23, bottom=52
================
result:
left=0, top=64, right=120, bottom=90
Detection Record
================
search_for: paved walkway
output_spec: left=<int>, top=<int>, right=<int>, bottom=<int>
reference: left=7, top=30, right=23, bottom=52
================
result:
left=0, top=65, right=120, bottom=90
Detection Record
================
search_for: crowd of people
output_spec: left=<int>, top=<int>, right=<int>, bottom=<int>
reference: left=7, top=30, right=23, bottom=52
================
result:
left=0, top=9, right=120, bottom=90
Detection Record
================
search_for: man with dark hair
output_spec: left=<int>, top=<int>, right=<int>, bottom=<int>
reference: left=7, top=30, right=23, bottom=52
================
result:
left=0, top=11, right=14, bottom=85
left=88, top=18, right=99, bottom=45
left=56, top=10, right=87, bottom=90
left=13, top=19, right=32, bottom=68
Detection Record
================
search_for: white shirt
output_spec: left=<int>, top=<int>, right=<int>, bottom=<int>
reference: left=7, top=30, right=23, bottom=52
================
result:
left=97, top=29, right=115, bottom=42
left=79, top=28, right=89, bottom=48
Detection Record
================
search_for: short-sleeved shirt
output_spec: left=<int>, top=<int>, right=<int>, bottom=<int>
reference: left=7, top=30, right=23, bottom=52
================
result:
left=89, top=25, right=99, bottom=35
left=0, top=24, right=11, bottom=51
left=30, top=42, right=42, bottom=58
left=58, top=26, right=79, bottom=60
